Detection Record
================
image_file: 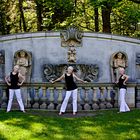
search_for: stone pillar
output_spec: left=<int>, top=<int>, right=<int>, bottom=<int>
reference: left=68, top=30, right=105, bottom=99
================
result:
left=84, top=87, right=91, bottom=110
left=1, top=88, right=7, bottom=108
left=136, top=87, right=140, bottom=108
left=106, top=87, right=113, bottom=108
left=56, top=87, right=63, bottom=110
left=126, top=87, right=135, bottom=108
left=40, top=87, right=47, bottom=109
left=99, top=87, right=106, bottom=109
left=92, top=87, right=99, bottom=110
left=47, top=87, right=54, bottom=110
left=77, top=88, right=82, bottom=110
left=33, top=87, right=39, bottom=108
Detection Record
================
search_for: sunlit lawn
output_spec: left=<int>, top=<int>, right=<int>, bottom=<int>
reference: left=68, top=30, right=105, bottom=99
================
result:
left=0, top=109, right=139, bottom=140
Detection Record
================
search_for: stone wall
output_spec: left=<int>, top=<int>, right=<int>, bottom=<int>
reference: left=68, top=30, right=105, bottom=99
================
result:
left=0, top=31, right=140, bottom=109
left=0, top=32, right=140, bottom=83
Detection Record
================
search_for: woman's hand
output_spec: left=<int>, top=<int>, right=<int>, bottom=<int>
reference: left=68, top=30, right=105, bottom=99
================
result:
left=123, top=82, right=126, bottom=85
left=18, top=83, right=23, bottom=86
left=7, top=82, right=11, bottom=86
left=50, top=80, right=55, bottom=84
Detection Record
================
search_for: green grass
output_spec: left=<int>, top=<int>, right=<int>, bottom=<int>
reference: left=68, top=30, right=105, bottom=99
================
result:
left=0, top=109, right=140, bottom=140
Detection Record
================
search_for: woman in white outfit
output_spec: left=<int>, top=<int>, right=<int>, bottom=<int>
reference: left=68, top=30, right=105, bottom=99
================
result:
left=5, top=65, right=25, bottom=113
left=51, top=66, right=86, bottom=115
left=116, top=68, right=130, bottom=113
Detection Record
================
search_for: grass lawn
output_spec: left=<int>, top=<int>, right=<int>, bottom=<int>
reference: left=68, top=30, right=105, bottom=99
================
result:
left=0, top=109, right=139, bottom=140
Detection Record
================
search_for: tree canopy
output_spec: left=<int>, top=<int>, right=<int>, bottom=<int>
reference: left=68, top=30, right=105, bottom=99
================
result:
left=0, top=0, right=140, bottom=37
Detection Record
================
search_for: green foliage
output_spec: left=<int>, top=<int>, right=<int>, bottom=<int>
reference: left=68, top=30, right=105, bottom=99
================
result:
left=0, top=0, right=140, bottom=37
left=111, top=0, right=140, bottom=36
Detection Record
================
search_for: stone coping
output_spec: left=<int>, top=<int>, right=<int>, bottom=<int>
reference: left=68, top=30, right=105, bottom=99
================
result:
left=0, top=82, right=137, bottom=88
left=0, top=32, right=140, bottom=45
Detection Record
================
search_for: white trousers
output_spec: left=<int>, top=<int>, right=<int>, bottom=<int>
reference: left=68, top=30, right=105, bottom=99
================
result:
left=60, top=89, right=77, bottom=113
left=119, top=88, right=130, bottom=112
left=7, top=89, right=25, bottom=112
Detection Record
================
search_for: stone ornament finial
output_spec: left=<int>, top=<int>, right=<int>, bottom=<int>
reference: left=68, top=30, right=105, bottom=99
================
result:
left=68, top=47, right=76, bottom=63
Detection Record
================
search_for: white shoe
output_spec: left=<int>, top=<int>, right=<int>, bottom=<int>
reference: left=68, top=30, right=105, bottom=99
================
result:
left=22, top=110, right=26, bottom=113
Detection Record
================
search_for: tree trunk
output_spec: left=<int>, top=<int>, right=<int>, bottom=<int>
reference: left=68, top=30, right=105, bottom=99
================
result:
left=18, top=0, right=27, bottom=32
left=101, top=3, right=112, bottom=33
left=0, top=14, right=6, bottom=35
left=34, top=0, right=43, bottom=31
left=94, top=7, right=99, bottom=32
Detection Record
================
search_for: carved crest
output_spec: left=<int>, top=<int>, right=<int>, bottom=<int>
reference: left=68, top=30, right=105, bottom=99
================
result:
left=60, top=26, right=83, bottom=47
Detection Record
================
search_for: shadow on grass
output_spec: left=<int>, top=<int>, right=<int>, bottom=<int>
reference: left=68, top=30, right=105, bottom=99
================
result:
left=0, top=110, right=139, bottom=140
left=0, top=133, right=7, bottom=140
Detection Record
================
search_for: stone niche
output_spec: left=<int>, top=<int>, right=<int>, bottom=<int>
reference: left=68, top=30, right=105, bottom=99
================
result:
left=14, top=50, right=32, bottom=82
left=110, top=52, right=128, bottom=82
left=0, top=50, right=5, bottom=81
left=136, top=53, right=140, bottom=81
left=43, top=64, right=99, bottom=82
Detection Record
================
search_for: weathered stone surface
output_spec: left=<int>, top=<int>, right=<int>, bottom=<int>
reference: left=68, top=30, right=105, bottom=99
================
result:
left=1, top=32, right=140, bottom=83
left=77, top=103, right=82, bottom=111
left=47, top=103, right=54, bottom=110
left=136, top=102, right=140, bottom=108
left=84, top=103, right=91, bottom=110
left=106, top=102, right=113, bottom=109
left=92, top=103, right=99, bottom=110
left=99, top=103, right=106, bottom=109
left=0, top=31, right=140, bottom=109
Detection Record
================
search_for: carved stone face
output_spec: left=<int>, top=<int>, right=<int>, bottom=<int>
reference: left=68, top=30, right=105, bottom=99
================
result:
left=117, top=53, right=123, bottom=59
left=20, top=51, right=26, bottom=58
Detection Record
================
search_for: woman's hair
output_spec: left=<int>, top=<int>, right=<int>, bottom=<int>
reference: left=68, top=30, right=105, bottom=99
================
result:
left=14, top=65, right=20, bottom=69
left=68, top=66, right=74, bottom=71
left=119, top=67, right=125, bottom=73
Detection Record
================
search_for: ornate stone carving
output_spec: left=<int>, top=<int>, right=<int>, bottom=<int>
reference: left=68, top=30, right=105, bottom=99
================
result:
left=14, top=50, right=32, bottom=82
left=0, top=50, right=5, bottom=81
left=60, top=26, right=83, bottom=47
left=110, top=52, right=128, bottom=82
left=136, top=53, right=140, bottom=80
left=43, top=64, right=99, bottom=82
left=136, top=53, right=140, bottom=65
left=68, top=47, right=76, bottom=63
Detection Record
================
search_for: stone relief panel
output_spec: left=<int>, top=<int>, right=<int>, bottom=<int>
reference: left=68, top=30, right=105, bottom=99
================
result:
left=43, top=64, right=99, bottom=82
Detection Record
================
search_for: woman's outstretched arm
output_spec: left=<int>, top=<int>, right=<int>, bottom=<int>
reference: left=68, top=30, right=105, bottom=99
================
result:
left=51, top=74, right=65, bottom=83
left=73, top=74, right=87, bottom=83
